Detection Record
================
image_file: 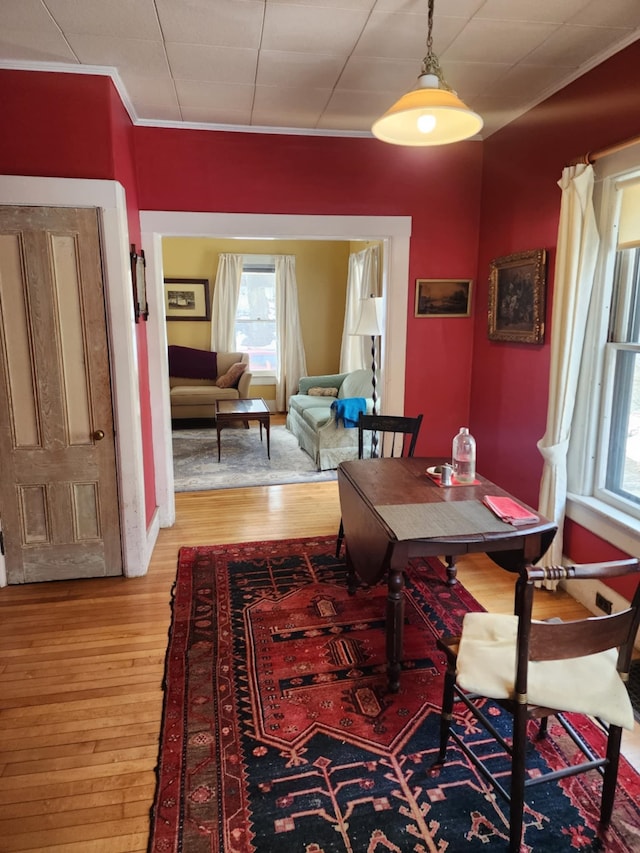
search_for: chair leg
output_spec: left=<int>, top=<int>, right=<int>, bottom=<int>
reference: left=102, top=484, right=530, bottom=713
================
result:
left=508, top=706, right=528, bottom=853
left=537, top=716, right=549, bottom=739
left=445, top=555, right=457, bottom=586
left=600, top=724, right=623, bottom=826
left=335, top=519, right=344, bottom=558
left=435, top=660, right=456, bottom=764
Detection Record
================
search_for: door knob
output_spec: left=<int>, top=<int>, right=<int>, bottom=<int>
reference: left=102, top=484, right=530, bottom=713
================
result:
left=93, top=429, right=105, bottom=441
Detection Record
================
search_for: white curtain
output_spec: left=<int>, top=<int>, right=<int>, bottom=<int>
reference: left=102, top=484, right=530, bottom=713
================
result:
left=211, top=253, right=243, bottom=352
left=340, top=246, right=379, bottom=372
left=275, top=256, right=308, bottom=411
left=537, top=164, right=600, bottom=577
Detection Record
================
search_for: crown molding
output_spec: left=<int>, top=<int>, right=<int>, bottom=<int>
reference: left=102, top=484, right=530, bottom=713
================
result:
left=0, top=59, right=373, bottom=140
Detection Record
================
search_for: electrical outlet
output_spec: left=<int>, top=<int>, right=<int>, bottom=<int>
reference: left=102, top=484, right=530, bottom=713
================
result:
left=596, top=592, right=613, bottom=614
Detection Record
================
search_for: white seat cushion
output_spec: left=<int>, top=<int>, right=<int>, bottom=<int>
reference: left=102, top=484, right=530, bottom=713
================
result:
left=456, top=612, right=635, bottom=730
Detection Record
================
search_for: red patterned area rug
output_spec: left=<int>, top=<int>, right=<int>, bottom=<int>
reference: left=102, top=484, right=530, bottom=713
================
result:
left=148, top=536, right=640, bottom=852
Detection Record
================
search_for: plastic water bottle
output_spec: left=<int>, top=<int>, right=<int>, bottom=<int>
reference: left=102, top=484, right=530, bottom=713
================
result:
left=452, top=427, right=476, bottom=483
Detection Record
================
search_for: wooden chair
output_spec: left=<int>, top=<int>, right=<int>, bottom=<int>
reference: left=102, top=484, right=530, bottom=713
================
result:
left=435, top=558, right=640, bottom=853
left=335, top=412, right=423, bottom=560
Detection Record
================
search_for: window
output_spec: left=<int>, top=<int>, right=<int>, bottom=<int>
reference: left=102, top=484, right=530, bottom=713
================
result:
left=235, top=260, right=276, bottom=374
left=567, top=162, right=640, bottom=551
left=596, top=245, right=640, bottom=513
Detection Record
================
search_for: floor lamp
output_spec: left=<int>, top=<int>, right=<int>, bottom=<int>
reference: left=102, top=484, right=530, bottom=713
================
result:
left=352, top=295, right=384, bottom=454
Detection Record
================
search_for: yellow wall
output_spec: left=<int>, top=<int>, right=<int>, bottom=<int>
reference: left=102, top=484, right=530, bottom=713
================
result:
left=162, top=237, right=382, bottom=406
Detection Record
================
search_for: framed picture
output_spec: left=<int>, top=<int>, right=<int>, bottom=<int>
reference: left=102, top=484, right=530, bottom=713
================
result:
left=414, top=278, right=473, bottom=318
left=488, top=249, right=547, bottom=344
left=164, top=278, right=211, bottom=321
left=130, top=245, right=148, bottom=322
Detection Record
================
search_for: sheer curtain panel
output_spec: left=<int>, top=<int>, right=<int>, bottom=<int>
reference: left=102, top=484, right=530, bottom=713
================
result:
left=275, top=256, right=308, bottom=412
left=211, top=253, right=243, bottom=352
left=537, top=164, right=600, bottom=580
left=340, top=246, right=379, bottom=372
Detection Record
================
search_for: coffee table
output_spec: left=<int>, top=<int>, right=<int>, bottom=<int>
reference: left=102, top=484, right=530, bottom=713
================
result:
left=215, top=398, right=271, bottom=462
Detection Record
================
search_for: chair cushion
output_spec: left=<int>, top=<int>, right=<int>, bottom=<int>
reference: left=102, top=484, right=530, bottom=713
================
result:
left=302, top=407, right=333, bottom=430
left=308, top=386, right=339, bottom=397
left=216, top=361, right=247, bottom=388
left=289, top=394, right=334, bottom=415
left=170, top=385, right=238, bottom=404
left=456, top=612, right=635, bottom=730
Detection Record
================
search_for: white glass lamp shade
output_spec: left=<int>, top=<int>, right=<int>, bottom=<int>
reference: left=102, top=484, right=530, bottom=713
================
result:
left=372, top=74, right=483, bottom=147
left=352, top=296, right=384, bottom=336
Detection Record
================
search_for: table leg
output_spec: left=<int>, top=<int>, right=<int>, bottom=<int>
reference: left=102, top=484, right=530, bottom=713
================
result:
left=386, top=564, right=405, bottom=693
left=345, top=545, right=359, bottom=596
left=265, top=416, right=270, bottom=459
left=216, top=420, right=222, bottom=462
left=445, top=554, right=457, bottom=585
left=514, top=569, right=528, bottom=616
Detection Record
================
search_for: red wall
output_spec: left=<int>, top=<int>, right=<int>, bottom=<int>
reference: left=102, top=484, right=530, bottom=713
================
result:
left=471, top=40, right=640, bottom=574
left=0, top=70, right=114, bottom=179
left=107, top=85, right=156, bottom=525
left=0, top=69, right=157, bottom=527
left=3, top=42, right=640, bottom=569
left=134, top=127, right=483, bottom=455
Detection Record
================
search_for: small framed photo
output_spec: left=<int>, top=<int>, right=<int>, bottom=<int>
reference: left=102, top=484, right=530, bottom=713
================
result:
left=164, top=278, right=211, bottom=321
left=130, top=245, right=148, bottom=323
left=488, top=249, right=547, bottom=344
left=414, top=279, right=473, bottom=318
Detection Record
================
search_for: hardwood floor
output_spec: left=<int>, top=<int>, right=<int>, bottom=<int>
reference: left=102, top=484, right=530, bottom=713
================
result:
left=0, top=481, right=636, bottom=852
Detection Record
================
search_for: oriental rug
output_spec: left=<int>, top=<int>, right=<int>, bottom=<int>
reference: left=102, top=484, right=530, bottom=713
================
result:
left=148, top=536, right=640, bottom=852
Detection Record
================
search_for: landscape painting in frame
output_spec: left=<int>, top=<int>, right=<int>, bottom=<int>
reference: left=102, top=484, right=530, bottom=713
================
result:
left=415, top=279, right=472, bottom=318
left=488, top=249, right=547, bottom=344
left=164, top=278, right=211, bottom=321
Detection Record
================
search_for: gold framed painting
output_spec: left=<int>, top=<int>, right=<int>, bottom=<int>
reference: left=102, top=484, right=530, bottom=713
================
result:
left=414, top=278, right=473, bottom=318
left=488, top=249, right=547, bottom=344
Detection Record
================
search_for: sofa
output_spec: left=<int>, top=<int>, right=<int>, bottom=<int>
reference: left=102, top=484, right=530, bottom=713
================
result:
left=286, top=368, right=374, bottom=470
left=169, top=346, right=253, bottom=420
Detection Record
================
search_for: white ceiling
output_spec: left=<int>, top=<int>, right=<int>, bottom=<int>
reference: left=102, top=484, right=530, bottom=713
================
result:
left=1, top=0, right=639, bottom=139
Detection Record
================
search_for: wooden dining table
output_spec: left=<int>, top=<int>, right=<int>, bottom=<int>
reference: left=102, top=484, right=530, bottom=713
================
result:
left=337, top=457, right=557, bottom=693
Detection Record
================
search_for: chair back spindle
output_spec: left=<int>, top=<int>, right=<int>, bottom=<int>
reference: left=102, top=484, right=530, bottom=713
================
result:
left=357, top=413, right=423, bottom=459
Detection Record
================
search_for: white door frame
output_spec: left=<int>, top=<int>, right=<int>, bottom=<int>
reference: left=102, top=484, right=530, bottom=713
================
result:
left=0, top=175, right=155, bottom=585
left=140, top=211, right=412, bottom=529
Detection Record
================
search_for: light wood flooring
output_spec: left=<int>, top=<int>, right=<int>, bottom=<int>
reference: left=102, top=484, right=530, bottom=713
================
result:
left=0, top=480, right=638, bottom=852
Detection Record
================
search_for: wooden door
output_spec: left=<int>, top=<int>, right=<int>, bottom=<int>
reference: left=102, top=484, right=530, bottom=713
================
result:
left=0, top=205, right=122, bottom=583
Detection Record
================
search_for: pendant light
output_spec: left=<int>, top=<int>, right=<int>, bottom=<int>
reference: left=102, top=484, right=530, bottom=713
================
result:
left=372, top=0, right=483, bottom=146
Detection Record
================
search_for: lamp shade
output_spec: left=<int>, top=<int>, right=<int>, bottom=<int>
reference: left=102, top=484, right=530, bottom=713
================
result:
left=352, top=296, right=384, bottom=336
left=372, top=74, right=483, bottom=147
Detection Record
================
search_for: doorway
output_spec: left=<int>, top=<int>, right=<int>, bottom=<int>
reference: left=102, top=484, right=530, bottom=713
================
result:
left=0, top=175, right=153, bottom=586
left=0, top=205, right=121, bottom=582
left=140, top=211, right=412, bottom=530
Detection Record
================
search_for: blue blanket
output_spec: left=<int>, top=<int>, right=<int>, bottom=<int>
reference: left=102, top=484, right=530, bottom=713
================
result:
left=331, top=397, right=366, bottom=428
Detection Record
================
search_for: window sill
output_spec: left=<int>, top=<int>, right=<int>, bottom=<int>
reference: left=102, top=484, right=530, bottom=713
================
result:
left=249, top=374, right=276, bottom=385
left=566, top=493, right=640, bottom=556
